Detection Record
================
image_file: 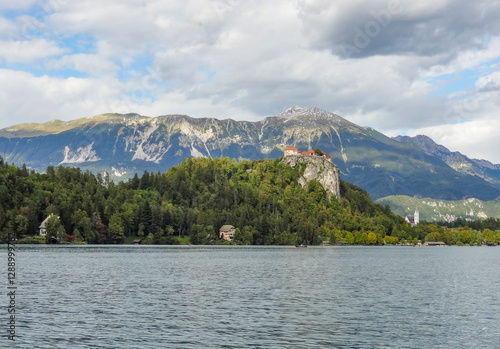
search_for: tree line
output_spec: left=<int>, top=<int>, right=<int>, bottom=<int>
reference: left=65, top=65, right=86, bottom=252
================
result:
left=0, top=155, right=498, bottom=245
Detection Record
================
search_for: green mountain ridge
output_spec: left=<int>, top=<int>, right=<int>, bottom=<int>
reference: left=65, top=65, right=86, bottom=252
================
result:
left=376, top=195, right=500, bottom=222
left=0, top=113, right=144, bottom=138
left=393, top=134, right=500, bottom=187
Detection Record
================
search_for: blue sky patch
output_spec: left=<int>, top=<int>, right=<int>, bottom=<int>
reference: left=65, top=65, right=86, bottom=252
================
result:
left=429, top=57, right=500, bottom=98
left=428, top=70, right=478, bottom=97
left=59, top=33, right=96, bottom=55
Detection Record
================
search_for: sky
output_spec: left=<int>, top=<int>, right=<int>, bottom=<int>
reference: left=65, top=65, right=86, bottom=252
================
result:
left=1, top=0, right=500, bottom=162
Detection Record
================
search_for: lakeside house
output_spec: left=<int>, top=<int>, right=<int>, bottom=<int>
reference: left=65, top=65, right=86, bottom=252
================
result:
left=39, top=213, right=56, bottom=237
left=219, top=225, right=236, bottom=241
left=424, top=241, right=446, bottom=246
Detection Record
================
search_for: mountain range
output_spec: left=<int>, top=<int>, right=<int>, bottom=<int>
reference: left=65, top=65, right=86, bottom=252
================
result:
left=1, top=106, right=499, bottom=207
left=393, top=134, right=500, bottom=188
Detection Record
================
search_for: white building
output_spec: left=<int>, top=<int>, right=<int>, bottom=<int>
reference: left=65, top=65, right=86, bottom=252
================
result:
left=284, top=147, right=301, bottom=156
left=405, top=208, right=420, bottom=226
left=219, top=225, right=236, bottom=241
left=39, top=213, right=56, bottom=236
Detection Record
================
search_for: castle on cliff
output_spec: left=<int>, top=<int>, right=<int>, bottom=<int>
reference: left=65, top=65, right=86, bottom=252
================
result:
left=282, top=147, right=339, bottom=199
left=284, top=147, right=332, bottom=160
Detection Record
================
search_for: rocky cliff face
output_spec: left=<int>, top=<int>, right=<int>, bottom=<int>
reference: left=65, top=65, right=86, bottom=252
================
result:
left=282, top=153, right=341, bottom=199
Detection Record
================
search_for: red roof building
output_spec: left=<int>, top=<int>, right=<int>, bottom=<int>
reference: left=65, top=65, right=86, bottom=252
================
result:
left=284, top=147, right=301, bottom=155
left=284, top=147, right=331, bottom=160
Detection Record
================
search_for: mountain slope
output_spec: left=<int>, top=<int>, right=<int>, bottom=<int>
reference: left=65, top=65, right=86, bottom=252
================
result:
left=1, top=107, right=499, bottom=201
left=393, top=135, right=500, bottom=187
left=376, top=195, right=500, bottom=222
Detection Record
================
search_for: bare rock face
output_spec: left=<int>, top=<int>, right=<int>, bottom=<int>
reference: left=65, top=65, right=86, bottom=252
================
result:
left=282, top=154, right=341, bottom=199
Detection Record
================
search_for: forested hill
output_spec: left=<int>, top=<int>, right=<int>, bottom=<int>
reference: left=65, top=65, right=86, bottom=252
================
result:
left=0, top=155, right=415, bottom=245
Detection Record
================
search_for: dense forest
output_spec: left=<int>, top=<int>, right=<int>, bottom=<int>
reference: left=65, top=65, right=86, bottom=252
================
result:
left=0, top=155, right=499, bottom=245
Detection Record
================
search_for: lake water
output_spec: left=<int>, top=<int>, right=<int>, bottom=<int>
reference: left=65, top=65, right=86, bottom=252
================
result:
left=2, top=245, right=500, bottom=348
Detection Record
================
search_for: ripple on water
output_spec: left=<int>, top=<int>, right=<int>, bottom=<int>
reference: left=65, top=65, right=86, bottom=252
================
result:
left=3, top=245, right=500, bottom=348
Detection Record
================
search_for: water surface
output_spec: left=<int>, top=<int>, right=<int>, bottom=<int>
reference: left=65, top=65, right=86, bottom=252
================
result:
left=3, top=245, right=500, bottom=348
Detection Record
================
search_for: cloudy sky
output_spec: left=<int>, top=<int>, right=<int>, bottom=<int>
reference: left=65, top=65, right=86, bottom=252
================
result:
left=1, top=0, right=500, bottom=161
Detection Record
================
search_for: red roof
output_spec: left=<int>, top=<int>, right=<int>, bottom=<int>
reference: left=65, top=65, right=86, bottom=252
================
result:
left=284, top=147, right=300, bottom=152
left=302, top=149, right=315, bottom=155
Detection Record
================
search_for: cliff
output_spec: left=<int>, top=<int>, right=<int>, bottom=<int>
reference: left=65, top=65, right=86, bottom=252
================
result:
left=282, top=153, right=341, bottom=199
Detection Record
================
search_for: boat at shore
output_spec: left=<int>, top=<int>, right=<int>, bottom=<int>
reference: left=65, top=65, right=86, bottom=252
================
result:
left=295, top=244, right=307, bottom=248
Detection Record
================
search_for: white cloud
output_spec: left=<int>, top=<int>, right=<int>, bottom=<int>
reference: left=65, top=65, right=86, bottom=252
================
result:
left=0, top=0, right=500, bottom=164
left=46, top=53, right=118, bottom=77
left=0, top=0, right=39, bottom=10
left=0, top=69, right=122, bottom=125
left=0, top=18, right=17, bottom=39
left=0, top=38, right=66, bottom=63
left=408, top=119, right=500, bottom=163
left=137, top=91, right=261, bottom=121
left=476, top=70, right=500, bottom=91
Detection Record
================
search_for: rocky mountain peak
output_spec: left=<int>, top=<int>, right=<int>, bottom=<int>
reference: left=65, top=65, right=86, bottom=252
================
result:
left=277, top=106, right=354, bottom=127
left=278, top=106, right=309, bottom=118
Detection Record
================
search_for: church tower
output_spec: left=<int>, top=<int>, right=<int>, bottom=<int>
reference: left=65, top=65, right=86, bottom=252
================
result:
left=414, top=207, right=419, bottom=225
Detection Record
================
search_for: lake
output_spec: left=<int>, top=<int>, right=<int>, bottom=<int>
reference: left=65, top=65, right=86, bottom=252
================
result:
left=2, top=245, right=500, bottom=348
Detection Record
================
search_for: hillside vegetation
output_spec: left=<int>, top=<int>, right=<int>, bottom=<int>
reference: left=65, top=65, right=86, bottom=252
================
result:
left=2, top=155, right=499, bottom=246
left=0, top=155, right=415, bottom=245
left=376, top=195, right=500, bottom=222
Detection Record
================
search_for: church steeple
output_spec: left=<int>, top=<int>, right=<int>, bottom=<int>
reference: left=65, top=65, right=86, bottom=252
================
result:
left=414, top=207, right=419, bottom=225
